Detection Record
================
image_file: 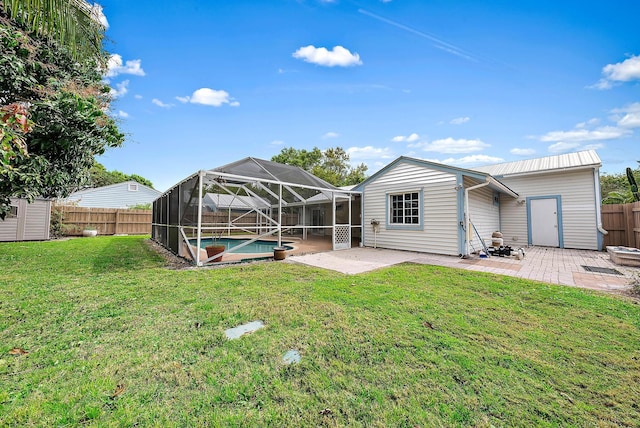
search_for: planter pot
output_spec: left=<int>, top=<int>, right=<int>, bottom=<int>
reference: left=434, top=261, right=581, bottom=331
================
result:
left=82, top=229, right=98, bottom=237
left=273, top=247, right=287, bottom=261
left=205, top=245, right=226, bottom=262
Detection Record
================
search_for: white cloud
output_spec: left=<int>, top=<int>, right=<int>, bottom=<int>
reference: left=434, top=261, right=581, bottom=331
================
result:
left=540, top=126, right=630, bottom=142
left=293, top=45, right=362, bottom=67
left=346, top=146, right=394, bottom=160
left=450, top=116, right=470, bottom=125
left=611, top=102, right=640, bottom=128
left=575, top=118, right=600, bottom=128
left=322, top=132, right=340, bottom=139
left=422, top=155, right=503, bottom=166
left=270, top=140, right=284, bottom=146
left=548, top=142, right=606, bottom=154
left=90, top=3, right=109, bottom=29
left=510, top=148, right=536, bottom=156
left=134, top=94, right=143, bottom=100
left=109, top=80, right=129, bottom=98
left=592, top=54, right=640, bottom=89
left=391, top=133, right=420, bottom=142
left=414, top=137, right=490, bottom=154
left=106, top=54, right=145, bottom=78
left=582, top=143, right=605, bottom=151
left=152, top=98, right=173, bottom=108
left=177, top=88, right=239, bottom=107
left=117, top=110, right=128, bottom=118
left=547, top=142, right=582, bottom=153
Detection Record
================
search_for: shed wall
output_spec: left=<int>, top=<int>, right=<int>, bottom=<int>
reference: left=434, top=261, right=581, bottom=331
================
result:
left=0, top=199, right=51, bottom=242
left=362, top=161, right=460, bottom=255
left=498, top=169, right=598, bottom=250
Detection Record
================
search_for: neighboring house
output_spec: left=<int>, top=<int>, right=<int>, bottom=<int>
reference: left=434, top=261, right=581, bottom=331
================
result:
left=0, top=198, right=51, bottom=242
left=61, top=181, right=161, bottom=208
left=355, top=150, right=604, bottom=255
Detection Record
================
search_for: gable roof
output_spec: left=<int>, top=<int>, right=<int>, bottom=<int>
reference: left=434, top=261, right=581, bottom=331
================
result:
left=212, top=157, right=338, bottom=190
left=353, top=156, right=518, bottom=197
left=474, top=150, right=601, bottom=178
left=69, top=180, right=160, bottom=197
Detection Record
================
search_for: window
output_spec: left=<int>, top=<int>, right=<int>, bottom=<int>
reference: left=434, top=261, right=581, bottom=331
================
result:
left=8, top=205, right=18, bottom=218
left=389, top=192, right=420, bottom=225
left=128, top=183, right=139, bottom=192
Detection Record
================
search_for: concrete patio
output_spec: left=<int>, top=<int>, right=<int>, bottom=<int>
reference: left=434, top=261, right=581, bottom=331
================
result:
left=286, top=246, right=639, bottom=294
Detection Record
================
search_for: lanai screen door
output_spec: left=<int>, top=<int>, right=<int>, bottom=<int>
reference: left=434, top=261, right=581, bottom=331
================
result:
left=333, top=194, right=351, bottom=250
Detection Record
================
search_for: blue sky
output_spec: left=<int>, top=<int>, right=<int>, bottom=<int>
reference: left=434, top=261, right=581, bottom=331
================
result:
left=96, top=0, right=640, bottom=191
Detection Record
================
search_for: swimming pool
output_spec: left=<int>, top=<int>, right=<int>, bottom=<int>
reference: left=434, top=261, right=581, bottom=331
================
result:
left=193, top=238, right=293, bottom=254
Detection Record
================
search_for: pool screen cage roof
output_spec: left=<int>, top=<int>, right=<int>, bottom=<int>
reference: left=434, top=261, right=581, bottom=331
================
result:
left=152, top=157, right=361, bottom=265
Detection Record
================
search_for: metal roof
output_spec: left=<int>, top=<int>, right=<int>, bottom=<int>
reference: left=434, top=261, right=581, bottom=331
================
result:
left=474, top=150, right=601, bottom=177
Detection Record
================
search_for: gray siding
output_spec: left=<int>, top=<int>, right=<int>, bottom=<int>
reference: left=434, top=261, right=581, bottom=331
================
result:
left=0, top=217, right=18, bottom=241
left=362, top=161, right=460, bottom=255
left=0, top=198, right=51, bottom=242
left=64, top=181, right=161, bottom=208
left=498, top=169, right=598, bottom=250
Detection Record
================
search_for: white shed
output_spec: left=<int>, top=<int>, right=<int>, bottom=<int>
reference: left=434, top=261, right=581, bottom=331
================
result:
left=475, top=150, right=604, bottom=250
left=0, top=198, right=51, bottom=242
left=62, top=181, right=161, bottom=209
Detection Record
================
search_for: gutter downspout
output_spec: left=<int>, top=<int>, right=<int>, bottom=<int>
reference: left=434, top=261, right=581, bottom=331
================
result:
left=593, top=168, right=608, bottom=249
left=464, top=180, right=490, bottom=257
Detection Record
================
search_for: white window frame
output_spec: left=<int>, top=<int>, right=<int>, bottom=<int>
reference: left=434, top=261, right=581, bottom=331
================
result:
left=386, top=190, right=423, bottom=230
left=128, top=183, right=139, bottom=192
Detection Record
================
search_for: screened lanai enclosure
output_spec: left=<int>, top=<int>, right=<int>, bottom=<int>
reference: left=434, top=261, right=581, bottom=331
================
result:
left=152, top=158, right=362, bottom=265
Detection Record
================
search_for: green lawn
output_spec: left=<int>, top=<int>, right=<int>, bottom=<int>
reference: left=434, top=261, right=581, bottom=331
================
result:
left=1, top=236, right=639, bottom=427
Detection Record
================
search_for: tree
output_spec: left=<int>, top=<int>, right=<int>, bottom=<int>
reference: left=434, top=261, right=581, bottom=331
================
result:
left=271, top=146, right=368, bottom=187
left=89, top=161, right=154, bottom=188
left=0, top=8, right=123, bottom=218
left=1, top=0, right=105, bottom=62
left=600, top=162, right=640, bottom=204
left=271, top=147, right=322, bottom=171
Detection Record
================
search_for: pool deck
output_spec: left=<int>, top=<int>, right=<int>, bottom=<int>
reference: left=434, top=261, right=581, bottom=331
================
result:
left=286, top=245, right=640, bottom=295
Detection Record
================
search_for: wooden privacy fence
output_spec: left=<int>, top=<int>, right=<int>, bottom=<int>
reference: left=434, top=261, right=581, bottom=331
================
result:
left=55, top=205, right=152, bottom=236
left=601, top=201, right=640, bottom=248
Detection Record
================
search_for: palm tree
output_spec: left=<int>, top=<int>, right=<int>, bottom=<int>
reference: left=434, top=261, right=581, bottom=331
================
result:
left=1, top=0, right=106, bottom=62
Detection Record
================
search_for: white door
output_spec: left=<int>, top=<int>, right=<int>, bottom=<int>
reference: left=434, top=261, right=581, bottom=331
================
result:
left=530, top=198, right=559, bottom=247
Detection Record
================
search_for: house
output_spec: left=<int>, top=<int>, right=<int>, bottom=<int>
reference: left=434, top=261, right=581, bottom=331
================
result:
left=354, top=150, right=604, bottom=255
left=0, top=198, right=51, bottom=242
left=61, top=181, right=161, bottom=209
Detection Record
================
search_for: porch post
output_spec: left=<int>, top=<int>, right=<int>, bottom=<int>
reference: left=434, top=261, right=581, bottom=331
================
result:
left=196, top=171, right=204, bottom=266
left=278, top=184, right=282, bottom=246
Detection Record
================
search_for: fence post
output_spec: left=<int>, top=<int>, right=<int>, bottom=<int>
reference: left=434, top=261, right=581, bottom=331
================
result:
left=115, top=209, right=121, bottom=235
left=633, top=202, right=640, bottom=249
left=623, top=203, right=634, bottom=247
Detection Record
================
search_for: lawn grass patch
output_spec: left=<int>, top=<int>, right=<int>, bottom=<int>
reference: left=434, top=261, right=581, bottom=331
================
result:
left=1, top=236, right=639, bottom=426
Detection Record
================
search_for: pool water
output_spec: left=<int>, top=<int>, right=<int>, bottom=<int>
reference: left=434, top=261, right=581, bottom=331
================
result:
left=195, top=238, right=292, bottom=254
